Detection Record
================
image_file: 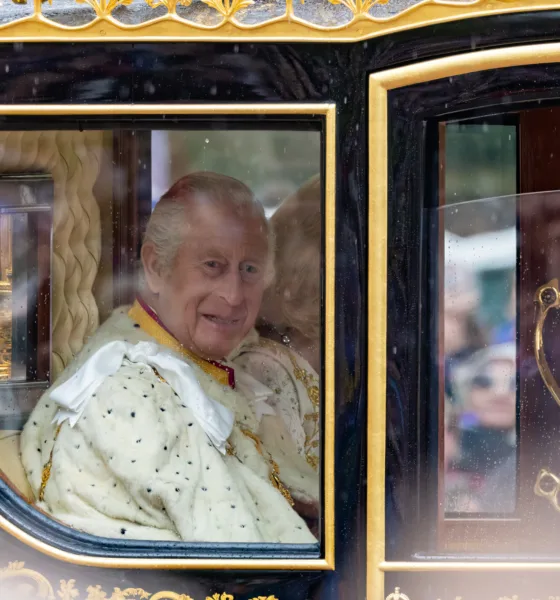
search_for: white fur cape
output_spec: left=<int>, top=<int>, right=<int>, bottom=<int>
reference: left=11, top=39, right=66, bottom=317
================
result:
left=21, top=307, right=318, bottom=544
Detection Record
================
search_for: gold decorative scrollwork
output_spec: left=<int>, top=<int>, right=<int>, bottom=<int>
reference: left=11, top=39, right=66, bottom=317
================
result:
left=534, top=467, right=560, bottom=512
left=75, top=0, right=133, bottom=17
left=327, top=0, right=388, bottom=16
left=0, top=0, right=555, bottom=43
left=0, top=562, right=278, bottom=600
left=386, top=588, right=410, bottom=600
left=0, top=560, right=55, bottom=599
left=198, top=0, right=253, bottom=18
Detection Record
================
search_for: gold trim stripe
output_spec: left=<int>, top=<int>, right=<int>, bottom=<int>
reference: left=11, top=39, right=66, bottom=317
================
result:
left=0, top=102, right=335, bottom=573
left=128, top=300, right=231, bottom=387
left=368, top=41, right=560, bottom=597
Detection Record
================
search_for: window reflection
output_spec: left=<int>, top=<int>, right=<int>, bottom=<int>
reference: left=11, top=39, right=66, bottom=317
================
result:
left=441, top=195, right=517, bottom=514
left=441, top=121, right=518, bottom=516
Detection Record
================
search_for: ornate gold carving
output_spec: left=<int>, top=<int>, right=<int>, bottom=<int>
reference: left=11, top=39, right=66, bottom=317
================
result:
left=143, top=0, right=191, bottom=12
left=199, top=0, right=253, bottom=18
left=0, top=0, right=556, bottom=42
left=0, top=562, right=277, bottom=600
left=0, top=560, right=55, bottom=599
left=327, top=0, right=388, bottom=16
left=534, top=279, right=560, bottom=407
left=534, top=466, right=560, bottom=512
left=75, top=0, right=133, bottom=17
left=59, top=579, right=80, bottom=600
left=386, top=588, right=410, bottom=600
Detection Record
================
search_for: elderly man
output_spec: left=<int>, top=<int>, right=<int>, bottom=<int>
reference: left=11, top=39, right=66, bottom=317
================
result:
left=21, top=172, right=318, bottom=544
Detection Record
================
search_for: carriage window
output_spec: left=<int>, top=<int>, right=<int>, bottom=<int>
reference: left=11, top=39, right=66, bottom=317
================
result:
left=440, top=122, right=518, bottom=515
left=0, top=124, right=324, bottom=551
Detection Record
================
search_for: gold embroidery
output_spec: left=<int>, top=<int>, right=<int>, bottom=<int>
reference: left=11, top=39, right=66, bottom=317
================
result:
left=257, top=338, right=320, bottom=471
left=228, top=427, right=295, bottom=507
left=128, top=301, right=231, bottom=388
left=38, top=423, right=63, bottom=502
left=285, top=351, right=320, bottom=471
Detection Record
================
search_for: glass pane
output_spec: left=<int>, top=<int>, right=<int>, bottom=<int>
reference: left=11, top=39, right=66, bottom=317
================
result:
left=0, top=126, right=323, bottom=551
left=445, top=123, right=517, bottom=206
left=440, top=122, right=518, bottom=516
left=439, top=194, right=517, bottom=515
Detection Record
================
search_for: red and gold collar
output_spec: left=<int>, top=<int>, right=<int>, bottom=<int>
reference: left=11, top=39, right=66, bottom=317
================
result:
left=128, top=297, right=235, bottom=389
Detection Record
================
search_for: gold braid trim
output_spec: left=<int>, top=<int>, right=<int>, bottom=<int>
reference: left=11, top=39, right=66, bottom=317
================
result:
left=39, top=423, right=63, bottom=502
left=227, top=427, right=295, bottom=507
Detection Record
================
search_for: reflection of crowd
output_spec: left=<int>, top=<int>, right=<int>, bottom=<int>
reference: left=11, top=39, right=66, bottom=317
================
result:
left=444, top=266, right=516, bottom=513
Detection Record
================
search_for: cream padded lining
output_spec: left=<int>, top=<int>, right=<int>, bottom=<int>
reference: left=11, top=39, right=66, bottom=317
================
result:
left=0, top=130, right=103, bottom=379
left=0, top=431, right=33, bottom=501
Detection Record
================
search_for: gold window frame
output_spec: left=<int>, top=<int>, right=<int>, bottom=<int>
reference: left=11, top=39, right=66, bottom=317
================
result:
left=0, top=102, right=336, bottom=572
left=368, top=42, right=560, bottom=600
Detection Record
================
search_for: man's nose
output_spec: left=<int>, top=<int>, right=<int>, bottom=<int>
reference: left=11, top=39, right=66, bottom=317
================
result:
left=218, top=269, right=244, bottom=306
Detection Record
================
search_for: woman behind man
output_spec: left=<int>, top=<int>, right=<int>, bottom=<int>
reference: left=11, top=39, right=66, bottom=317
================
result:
left=231, top=175, right=321, bottom=471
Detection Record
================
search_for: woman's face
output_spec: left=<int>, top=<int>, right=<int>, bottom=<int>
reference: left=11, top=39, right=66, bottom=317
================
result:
left=468, top=359, right=516, bottom=429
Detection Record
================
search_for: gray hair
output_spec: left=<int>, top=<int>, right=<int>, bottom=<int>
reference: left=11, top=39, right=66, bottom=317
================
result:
left=143, top=171, right=275, bottom=283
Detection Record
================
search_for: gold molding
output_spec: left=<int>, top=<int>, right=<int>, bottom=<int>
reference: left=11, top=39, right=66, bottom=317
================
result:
left=368, top=41, right=560, bottom=598
left=0, top=102, right=335, bottom=572
left=0, top=0, right=555, bottom=42
left=0, top=561, right=279, bottom=600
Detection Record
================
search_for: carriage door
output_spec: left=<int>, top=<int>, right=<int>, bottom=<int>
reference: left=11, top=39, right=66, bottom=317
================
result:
left=370, top=47, right=560, bottom=598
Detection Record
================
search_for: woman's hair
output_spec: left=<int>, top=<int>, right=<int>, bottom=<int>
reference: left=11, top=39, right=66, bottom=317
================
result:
left=260, top=174, right=321, bottom=341
left=143, top=171, right=274, bottom=282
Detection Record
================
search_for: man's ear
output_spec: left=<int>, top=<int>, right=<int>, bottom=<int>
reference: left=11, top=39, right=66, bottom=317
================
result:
left=141, top=243, right=165, bottom=294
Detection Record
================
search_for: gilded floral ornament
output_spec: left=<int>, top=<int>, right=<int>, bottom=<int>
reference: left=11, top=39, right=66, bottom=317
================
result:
left=327, top=0, right=388, bottom=15
left=75, top=0, right=133, bottom=17
left=143, top=0, right=192, bottom=12
left=199, top=0, right=253, bottom=17
left=111, top=588, right=151, bottom=600
left=386, top=588, right=410, bottom=600
left=4, top=560, right=25, bottom=570
left=86, top=586, right=108, bottom=600
left=0, top=564, right=269, bottom=600
left=59, top=580, right=80, bottom=600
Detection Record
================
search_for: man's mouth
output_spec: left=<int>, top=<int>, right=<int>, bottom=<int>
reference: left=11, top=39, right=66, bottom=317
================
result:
left=203, top=314, right=241, bottom=326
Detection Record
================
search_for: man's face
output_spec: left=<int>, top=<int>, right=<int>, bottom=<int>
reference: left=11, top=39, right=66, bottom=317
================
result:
left=151, top=200, right=269, bottom=361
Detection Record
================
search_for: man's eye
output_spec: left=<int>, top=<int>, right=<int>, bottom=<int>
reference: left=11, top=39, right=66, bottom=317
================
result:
left=205, top=261, right=219, bottom=269
left=242, top=264, right=259, bottom=275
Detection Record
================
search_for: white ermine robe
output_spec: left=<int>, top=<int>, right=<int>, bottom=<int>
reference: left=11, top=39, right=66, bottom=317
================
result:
left=21, top=307, right=318, bottom=543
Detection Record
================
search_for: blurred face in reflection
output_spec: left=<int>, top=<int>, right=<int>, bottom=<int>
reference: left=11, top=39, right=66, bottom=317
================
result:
left=143, top=199, right=269, bottom=360
left=444, top=308, right=468, bottom=355
left=468, top=359, right=516, bottom=429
